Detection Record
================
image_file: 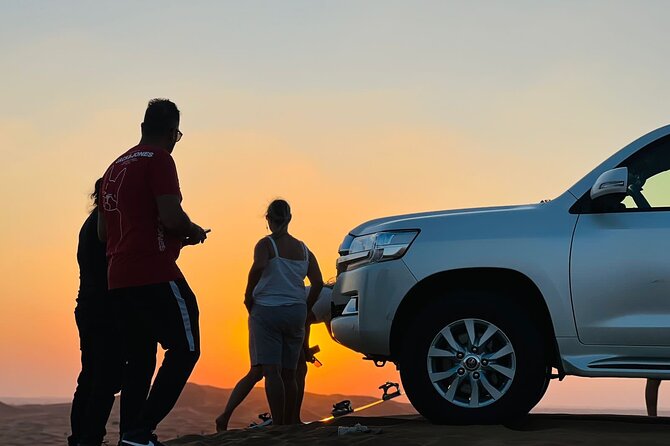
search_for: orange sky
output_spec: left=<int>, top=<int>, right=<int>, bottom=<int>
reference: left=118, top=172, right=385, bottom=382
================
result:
left=3, top=2, right=670, bottom=412
left=0, top=108, right=665, bottom=410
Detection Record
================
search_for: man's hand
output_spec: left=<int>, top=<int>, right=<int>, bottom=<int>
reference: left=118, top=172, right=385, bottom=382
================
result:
left=183, top=223, right=209, bottom=246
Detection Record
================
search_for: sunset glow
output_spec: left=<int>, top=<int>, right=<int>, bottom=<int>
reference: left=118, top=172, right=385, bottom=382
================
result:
left=2, top=1, right=670, bottom=413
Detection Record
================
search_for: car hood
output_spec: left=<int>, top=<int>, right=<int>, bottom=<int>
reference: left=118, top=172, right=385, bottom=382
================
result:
left=349, top=203, right=541, bottom=236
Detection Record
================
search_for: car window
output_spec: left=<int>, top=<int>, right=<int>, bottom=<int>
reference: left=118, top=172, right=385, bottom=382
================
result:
left=622, top=171, right=670, bottom=209
left=619, top=135, right=670, bottom=210
left=571, top=134, right=670, bottom=214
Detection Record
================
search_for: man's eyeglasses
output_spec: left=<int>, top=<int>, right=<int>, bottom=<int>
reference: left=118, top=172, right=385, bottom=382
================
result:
left=175, top=129, right=183, bottom=142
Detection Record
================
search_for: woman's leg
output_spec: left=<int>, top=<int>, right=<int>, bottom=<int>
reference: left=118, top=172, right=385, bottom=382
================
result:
left=295, top=348, right=308, bottom=423
left=281, top=368, right=299, bottom=425
left=262, top=364, right=285, bottom=425
left=295, top=321, right=312, bottom=423
left=280, top=305, right=307, bottom=425
left=215, top=366, right=263, bottom=431
left=646, top=379, right=661, bottom=416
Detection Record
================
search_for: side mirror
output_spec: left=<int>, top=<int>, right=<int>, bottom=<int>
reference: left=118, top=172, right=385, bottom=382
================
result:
left=590, top=167, right=628, bottom=200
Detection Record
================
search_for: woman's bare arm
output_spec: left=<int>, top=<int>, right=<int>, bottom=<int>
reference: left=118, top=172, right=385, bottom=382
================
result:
left=244, top=239, right=271, bottom=311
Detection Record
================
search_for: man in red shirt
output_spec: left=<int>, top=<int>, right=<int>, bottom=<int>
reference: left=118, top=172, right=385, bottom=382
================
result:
left=97, top=99, right=208, bottom=446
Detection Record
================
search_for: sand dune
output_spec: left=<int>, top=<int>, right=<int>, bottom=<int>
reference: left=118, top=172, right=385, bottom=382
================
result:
left=167, top=413, right=670, bottom=446
left=3, top=382, right=670, bottom=446
left=161, top=382, right=416, bottom=436
left=0, top=401, right=19, bottom=415
left=0, top=402, right=72, bottom=446
left=0, top=382, right=414, bottom=446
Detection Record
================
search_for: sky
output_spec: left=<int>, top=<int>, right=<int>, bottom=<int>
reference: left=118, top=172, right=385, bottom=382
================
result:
left=2, top=0, right=670, bottom=411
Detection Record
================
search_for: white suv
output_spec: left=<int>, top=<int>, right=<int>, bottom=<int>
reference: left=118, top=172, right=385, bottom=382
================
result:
left=331, top=125, right=670, bottom=424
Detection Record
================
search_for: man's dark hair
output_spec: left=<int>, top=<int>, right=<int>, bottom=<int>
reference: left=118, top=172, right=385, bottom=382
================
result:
left=142, top=98, right=180, bottom=137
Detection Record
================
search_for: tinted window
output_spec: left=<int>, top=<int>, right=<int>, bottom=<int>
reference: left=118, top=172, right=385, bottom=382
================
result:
left=619, top=135, right=670, bottom=210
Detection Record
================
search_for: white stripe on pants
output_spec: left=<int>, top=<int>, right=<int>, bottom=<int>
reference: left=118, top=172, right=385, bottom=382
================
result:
left=169, top=281, right=195, bottom=352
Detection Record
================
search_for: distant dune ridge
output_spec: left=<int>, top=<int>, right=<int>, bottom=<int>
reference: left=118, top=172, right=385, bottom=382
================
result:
left=163, top=382, right=417, bottom=435
left=3, top=382, right=670, bottom=446
left=0, top=401, right=19, bottom=415
left=0, top=382, right=415, bottom=446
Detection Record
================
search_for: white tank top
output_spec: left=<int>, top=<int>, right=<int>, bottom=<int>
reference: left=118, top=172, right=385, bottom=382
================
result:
left=252, top=236, right=309, bottom=307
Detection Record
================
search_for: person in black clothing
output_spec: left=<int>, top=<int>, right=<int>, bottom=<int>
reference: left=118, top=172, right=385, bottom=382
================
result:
left=646, top=378, right=663, bottom=416
left=69, top=179, right=122, bottom=446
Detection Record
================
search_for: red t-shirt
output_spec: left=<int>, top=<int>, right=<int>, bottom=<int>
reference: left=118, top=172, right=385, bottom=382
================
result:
left=100, top=145, right=184, bottom=289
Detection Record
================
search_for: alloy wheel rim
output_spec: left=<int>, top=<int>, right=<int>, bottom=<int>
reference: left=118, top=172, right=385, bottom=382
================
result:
left=426, top=318, right=516, bottom=408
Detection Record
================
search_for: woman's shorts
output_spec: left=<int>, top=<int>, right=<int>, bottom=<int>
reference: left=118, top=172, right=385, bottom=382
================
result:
left=249, top=303, right=307, bottom=370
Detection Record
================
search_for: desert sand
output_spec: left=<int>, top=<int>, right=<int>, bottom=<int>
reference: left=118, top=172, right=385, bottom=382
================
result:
left=2, top=383, right=670, bottom=446
left=167, top=414, right=670, bottom=446
left=0, top=383, right=414, bottom=446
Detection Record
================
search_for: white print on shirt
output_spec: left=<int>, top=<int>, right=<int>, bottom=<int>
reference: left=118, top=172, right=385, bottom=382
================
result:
left=102, top=165, right=127, bottom=254
left=115, top=151, right=154, bottom=164
left=102, top=167, right=126, bottom=212
left=157, top=223, right=166, bottom=252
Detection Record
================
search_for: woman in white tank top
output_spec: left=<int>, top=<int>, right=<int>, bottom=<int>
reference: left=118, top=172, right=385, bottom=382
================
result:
left=216, top=199, right=323, bottom=430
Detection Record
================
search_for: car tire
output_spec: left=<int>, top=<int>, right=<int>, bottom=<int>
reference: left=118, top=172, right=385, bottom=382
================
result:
left=399, top=290, right=548, bottom=424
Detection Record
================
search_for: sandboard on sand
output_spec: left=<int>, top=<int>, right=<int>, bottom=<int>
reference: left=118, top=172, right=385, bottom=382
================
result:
left=248, top=381, right=402, bottom=428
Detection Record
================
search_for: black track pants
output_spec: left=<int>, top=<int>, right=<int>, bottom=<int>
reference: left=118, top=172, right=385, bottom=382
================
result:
left=111, top=278, right=201, bottom=433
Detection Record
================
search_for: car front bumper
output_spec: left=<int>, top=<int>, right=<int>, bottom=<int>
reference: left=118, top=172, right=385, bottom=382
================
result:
left=331, top=259, right=417, bottom=357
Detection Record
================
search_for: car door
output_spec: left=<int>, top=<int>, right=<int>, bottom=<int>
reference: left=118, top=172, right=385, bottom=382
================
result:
left=570, top=135, right=670, bottom=346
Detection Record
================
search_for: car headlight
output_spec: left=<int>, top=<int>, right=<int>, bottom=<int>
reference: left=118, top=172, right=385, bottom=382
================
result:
left=337, top=230, right=419, bottom=271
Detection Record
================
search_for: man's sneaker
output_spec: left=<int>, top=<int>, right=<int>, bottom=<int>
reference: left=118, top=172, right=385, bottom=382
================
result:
left=120, top=430, right=165, bottom=446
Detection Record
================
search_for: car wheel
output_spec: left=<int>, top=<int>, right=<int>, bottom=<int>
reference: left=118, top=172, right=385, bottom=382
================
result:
left=399, top=291, right=548, bottom=424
